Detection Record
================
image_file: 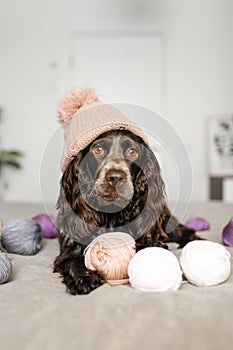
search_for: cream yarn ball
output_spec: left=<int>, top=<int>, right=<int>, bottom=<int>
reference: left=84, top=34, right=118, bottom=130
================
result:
left=128, top=247, right=182, bottom=292
left=84, top=232, right=136, bottom=285
left=180, top=241, right=231, bottom=287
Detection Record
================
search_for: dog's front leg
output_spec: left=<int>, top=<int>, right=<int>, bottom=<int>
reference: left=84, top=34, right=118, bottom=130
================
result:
left=135, top=234, right=169, bottom=252
left=54, top=233, right=105, bottom=295
left=161, top=211, right=203, bottom=248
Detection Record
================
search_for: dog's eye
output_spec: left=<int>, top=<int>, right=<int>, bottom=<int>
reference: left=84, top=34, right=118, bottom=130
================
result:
left=126, top=147, right=139, bottom=160
left=93, top=145, right=105, bottom=156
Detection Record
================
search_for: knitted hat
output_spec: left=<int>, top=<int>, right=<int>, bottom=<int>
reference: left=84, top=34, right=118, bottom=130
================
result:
left=58, top=87, right=149, bottom=172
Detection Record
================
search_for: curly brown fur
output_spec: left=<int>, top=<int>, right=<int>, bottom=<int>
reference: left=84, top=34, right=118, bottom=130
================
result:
left=54, top=130, right=201, bottom=294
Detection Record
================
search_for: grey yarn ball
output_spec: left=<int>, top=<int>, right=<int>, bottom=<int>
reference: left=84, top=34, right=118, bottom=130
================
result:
left=1, top=219, right=42, bottom=255
left=0, top=252, right=12, bottom=284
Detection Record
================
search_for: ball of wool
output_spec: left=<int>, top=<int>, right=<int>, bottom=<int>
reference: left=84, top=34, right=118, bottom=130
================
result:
left=180, top=240, right=231, bottom=287
left=185, top=217, right=210, bottom=231
left=0, top=252, right=12, bottom=284
left=0, top=219, right=42, bottom=255
left=222, top=217, right=233, bottom=247
left=84, top=232, right=136, bottom=285
left=33, top=213, right=57, bottom=238
left=128, top=247, right=182, bottom=292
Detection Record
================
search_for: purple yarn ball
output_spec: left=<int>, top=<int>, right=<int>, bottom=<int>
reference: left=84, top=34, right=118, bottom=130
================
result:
left=185, top=217, right=210, bottom=231
left=33, top=214, right=57, bottom=238
left=222, top=217, right=233, bottom=247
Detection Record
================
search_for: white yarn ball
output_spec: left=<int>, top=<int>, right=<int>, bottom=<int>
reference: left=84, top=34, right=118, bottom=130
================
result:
left=128, top=247, right=182, bottom=292
left=180, top=241, right=231, bottom=287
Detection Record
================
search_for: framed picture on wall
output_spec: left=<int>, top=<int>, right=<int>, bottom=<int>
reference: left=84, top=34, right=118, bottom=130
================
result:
left=207, top=115, right=233, bottom=176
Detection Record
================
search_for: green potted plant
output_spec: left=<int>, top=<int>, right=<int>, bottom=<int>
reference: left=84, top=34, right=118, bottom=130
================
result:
left=0, top=149, right=24, bottom=193
left=0, top=149, right=23, bottom=173
left=0, top=107, right=23, bottom=192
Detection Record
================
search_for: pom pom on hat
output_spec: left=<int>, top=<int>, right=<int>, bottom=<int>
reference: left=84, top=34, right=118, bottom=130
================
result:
left=128, top=247, right=182, bottom=292
left=0, top=252, right=12, bottom=284
left=84, top=232, right=136, bottom=285
left=222, top=217, right=233, bottom=247
left=0, top=219, right=42, bottom=255
left=58, top=87, right=99, bottom=123
left=185, top=217, right=210, bottom=231
left=180, top=240, right=231, bottom=287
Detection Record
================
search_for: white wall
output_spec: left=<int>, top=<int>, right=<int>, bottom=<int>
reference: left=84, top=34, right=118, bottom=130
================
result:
left=0, top=0, right=233, bottom=203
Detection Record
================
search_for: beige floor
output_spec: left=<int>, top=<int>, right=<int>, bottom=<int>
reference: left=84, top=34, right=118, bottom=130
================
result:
left=0, top=201, right=233, bottom=350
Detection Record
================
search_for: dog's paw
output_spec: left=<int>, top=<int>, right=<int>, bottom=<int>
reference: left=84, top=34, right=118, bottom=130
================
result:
left=65, top=270, right=105, bottom=295
left=178, top=233, right=204, bottom=249
left=136, top=239, right=169, bottom=252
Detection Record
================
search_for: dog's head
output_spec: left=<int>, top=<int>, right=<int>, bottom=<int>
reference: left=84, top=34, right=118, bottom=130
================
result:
left=76, top=130, right=147, bottom=212
left=60, top=129, right=165, bottom=215
left=90, top=130, right=143, bottom=208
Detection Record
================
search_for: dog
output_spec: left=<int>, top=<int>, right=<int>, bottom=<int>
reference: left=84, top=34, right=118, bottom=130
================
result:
left=54, top=129, right=201, bottom=294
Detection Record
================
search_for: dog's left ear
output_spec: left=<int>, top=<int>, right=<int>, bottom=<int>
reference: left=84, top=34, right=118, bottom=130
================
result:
left=130, top=145, right=168, bottom=241
left=143, top=147, right=165, bottom=199
left=141, top=146, right=167, bottom=222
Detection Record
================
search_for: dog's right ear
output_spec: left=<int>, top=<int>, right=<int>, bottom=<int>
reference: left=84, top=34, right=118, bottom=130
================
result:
left=61, top=154, right=82, bottom=204
left=60, top=149, right=95, bottom=205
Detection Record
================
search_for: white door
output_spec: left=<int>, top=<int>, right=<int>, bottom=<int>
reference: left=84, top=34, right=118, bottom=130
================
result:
left=68, top=31, right=165, bottom=112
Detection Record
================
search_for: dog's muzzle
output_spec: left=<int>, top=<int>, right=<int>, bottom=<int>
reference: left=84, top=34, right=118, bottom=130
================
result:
left=95, top=162, right=134, bottom=208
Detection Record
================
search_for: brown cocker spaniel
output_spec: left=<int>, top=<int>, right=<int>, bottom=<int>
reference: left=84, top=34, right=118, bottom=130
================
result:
left=54, top=129, right=200, bottom=294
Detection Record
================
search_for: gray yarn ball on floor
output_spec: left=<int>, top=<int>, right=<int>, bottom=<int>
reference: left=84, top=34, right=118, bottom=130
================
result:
left=0, top=252, right=12, bottom=284
left=1, top=219, right=42, bottom=255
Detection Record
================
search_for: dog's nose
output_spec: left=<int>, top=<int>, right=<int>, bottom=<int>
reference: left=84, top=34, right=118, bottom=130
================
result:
left=106, top=169, right=127, bottom=187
